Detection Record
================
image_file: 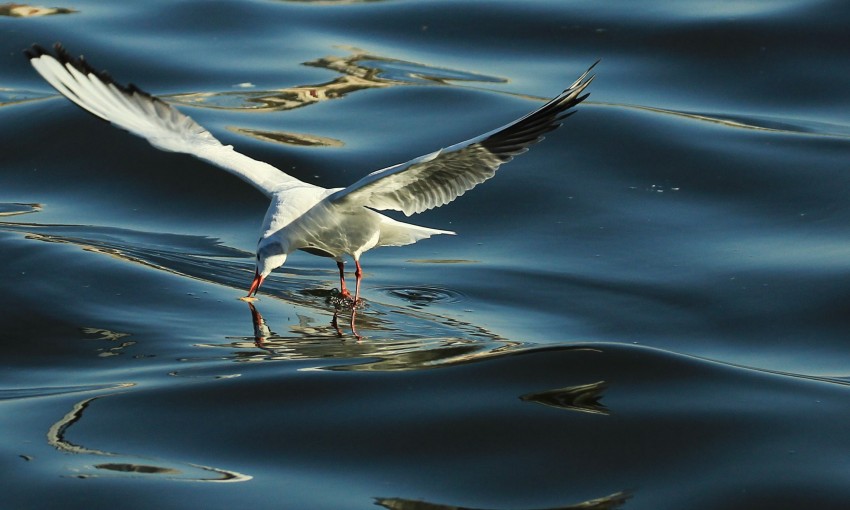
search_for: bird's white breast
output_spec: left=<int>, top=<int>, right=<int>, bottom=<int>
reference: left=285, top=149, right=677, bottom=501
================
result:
left=260, top=186, right=384, bottom=258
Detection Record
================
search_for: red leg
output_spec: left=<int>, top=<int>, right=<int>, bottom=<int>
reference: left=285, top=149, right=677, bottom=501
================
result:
left=349, top=259, right=363, bottom=339
left=353, top=259, right=363, bottom=303
left=330, top=311, right=343, bottom=337
left=349, top=308, right=360, bottom=340
left=337, top=260, right=352, bottom=300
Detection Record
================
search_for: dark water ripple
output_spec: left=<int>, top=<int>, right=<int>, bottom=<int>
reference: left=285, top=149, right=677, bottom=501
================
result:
left=374, top=284, right=466, bottom=308
left=3, top=1, right=850, bottom=509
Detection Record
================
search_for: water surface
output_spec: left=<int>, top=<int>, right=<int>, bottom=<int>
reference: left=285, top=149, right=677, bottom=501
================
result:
left=2, top=1, right=850, bottom=509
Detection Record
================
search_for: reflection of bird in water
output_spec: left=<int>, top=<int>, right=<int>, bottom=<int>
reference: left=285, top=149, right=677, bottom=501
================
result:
left=27, top=43, right=595, bottom=337
left=241, top=300, right=531, bottom=368
left=247, top=302, right=272, bottom=345
left=248, top=301, right=346, bottom=344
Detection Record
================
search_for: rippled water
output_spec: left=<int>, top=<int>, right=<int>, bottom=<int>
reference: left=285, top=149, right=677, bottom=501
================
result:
left=3, top=1, right=850, bottom=509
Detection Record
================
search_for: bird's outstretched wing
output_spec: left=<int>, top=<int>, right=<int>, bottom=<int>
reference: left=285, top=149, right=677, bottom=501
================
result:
left=26, top=43, right=307, bottom=197
left=329, top=62, right=596, bottom=216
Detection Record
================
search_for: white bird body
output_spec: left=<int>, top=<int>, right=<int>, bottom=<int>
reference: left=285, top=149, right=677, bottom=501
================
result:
left=26, top=43, right=594, bottom=330
left=259, top=185, right=451, bottom=258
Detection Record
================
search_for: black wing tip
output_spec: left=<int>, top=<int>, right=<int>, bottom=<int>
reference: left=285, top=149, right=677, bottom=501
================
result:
left=25, top=42, right=88, bottom=71
left=561, top=59, right=599, bottom=100
left=574, top=91, right=591, bottom=106
left=23, top=43, right=50, bottom=60
left=47, top=42, right=83, bottom=71
left=478, top=61, right=597, bottom=157
left=24, top=43, right=78, bottom=67
left=24, top=42, right=156, bottom=100
left=52, top=41, right=70, bottom=59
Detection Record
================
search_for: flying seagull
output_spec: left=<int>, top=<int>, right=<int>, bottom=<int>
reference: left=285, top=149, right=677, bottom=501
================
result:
left=26, top=43, right=595, bottom=328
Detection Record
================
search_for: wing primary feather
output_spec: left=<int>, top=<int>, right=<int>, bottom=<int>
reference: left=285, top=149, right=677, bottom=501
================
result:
left=478, top=75, right=593, bottom=160
left=25, top=43, right=307, bottom=197
left=329, top=61, right=596, bottom=216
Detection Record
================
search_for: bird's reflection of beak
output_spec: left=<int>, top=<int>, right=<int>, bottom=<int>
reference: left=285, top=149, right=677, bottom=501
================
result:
left=247, top=302, right=270, bottom=345
left=247, top=270, right=265, bottom=297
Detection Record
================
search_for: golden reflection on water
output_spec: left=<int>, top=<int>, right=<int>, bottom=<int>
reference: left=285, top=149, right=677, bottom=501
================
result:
left=0, top=3, right=76, bottom=17
left=0, top=203, right=41, bottom=217
left=168, top=49, right=505, bottom=114
left=164, top=45, right=850, bottom=144
left=227, top=126, right=344, bottom=147
left=80, top=327, right=138, bottom=358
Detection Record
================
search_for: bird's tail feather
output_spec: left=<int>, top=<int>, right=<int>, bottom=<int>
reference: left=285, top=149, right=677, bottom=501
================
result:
left=377, top=216, right=454, bottom=247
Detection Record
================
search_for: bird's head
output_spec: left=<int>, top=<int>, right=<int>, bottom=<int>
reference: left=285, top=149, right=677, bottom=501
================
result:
left=247, top=240, right=288, bottom=297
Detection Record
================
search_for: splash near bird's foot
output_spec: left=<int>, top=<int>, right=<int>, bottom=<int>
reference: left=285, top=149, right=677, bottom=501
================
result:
left=331, top=290, right=364, bottom=309
left=238, top=296, right=259, bottom=303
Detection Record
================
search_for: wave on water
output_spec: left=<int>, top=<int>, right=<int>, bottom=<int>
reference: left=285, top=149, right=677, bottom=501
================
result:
left=594, top=102, right=850, bottom=138
left=46, top=393, right=252, bottom=482
left=0, top=212, right=529, bottom=367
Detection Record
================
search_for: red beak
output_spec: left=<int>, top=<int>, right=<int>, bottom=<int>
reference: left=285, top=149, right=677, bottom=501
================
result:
left=247, top=270, right=265, bottom=297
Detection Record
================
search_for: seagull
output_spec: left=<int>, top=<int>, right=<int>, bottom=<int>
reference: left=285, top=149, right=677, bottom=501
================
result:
left=26, top=43, right=595, bottom=329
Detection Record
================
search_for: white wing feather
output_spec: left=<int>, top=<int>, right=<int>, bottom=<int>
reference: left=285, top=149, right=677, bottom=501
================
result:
left=26, top=44, right=306, bottom=197
left=329, top=62, right=597, bottom=216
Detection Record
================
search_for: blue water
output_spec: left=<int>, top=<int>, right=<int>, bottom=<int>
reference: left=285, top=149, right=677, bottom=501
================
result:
left=3, top=1, right=850, bottom=508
